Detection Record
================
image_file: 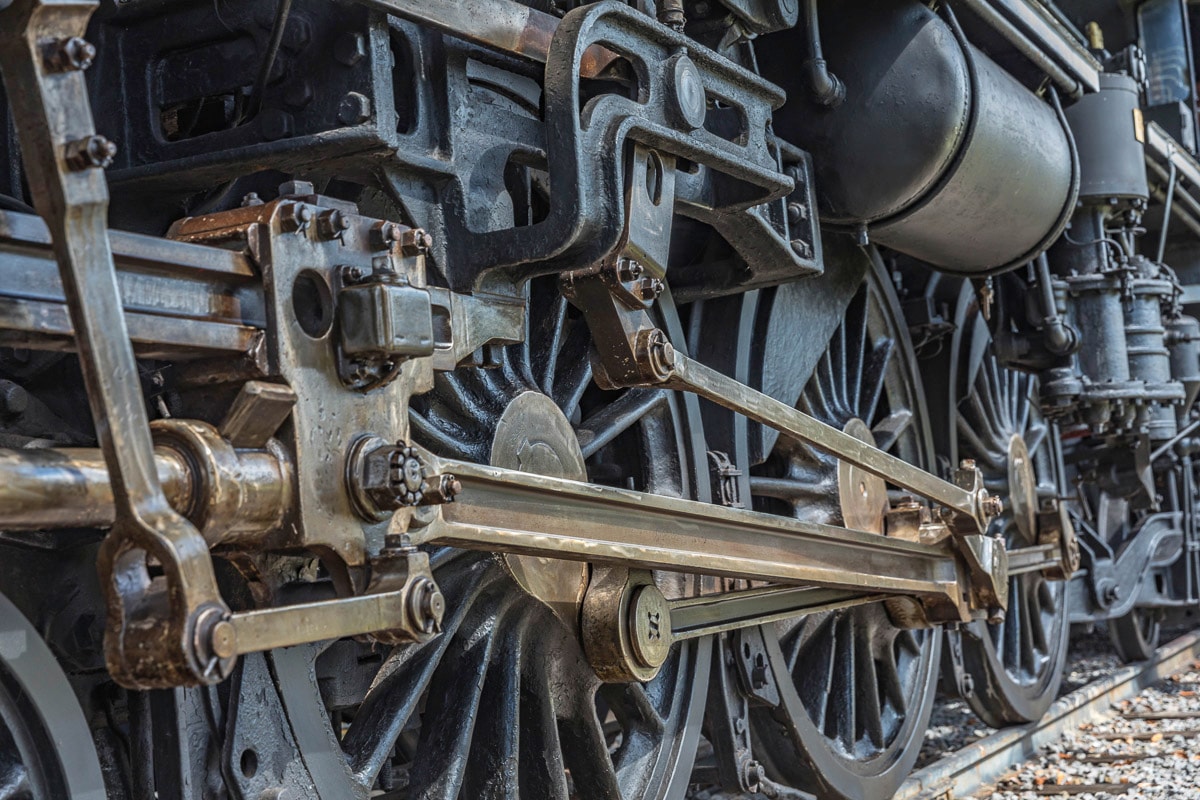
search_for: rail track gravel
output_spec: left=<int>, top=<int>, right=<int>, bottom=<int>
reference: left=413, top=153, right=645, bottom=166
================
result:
left=688, top=625, right=1200, bottom=800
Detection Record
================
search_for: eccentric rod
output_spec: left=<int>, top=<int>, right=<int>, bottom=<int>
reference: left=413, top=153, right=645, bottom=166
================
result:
left=664, top=352, right=993, bottom=531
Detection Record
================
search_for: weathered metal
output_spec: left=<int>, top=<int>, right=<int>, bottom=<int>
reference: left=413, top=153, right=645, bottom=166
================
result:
left=0, top=0, right=233, bottom=688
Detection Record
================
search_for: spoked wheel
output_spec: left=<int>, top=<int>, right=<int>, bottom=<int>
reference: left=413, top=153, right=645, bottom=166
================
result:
left=0, top=593, right=105, bottom=800
left=269, top=278, right=710, bottom=799
left=944, top=285, right=1070, bottom=727
left=1109, top=607, right=1162, bottom=663
left=745, top=255, right=941, bottom=800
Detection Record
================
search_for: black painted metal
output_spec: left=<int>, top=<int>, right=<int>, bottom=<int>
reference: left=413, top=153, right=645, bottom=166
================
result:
left=760, top=0, right=1077, bottom=275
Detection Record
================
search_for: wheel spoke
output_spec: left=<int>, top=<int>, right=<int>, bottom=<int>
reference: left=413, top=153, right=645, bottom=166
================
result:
left=406, top=600, right=507, bottom=799
left=855, top=627, right=886, bottom=748
left=578, top=389, right=665, bottom=459
left=872, top=409, right=913, bottom=454
left=558, top=694, right=622, bottom=800
left=463, top=615, right=530, bottom=799
left=519, top=654, right=571, bottom=800
left=344, top=558, right=501, bottom=780
left=859, top=337, right=894, bottom=423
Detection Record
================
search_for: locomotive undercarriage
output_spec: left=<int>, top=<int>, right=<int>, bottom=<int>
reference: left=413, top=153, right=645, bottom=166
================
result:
left=2, top=0, right=1200, bottom=797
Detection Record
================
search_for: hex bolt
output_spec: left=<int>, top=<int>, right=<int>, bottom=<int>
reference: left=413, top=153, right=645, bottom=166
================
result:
left=317, top=209, right=351, bottom=240
left=790, top=239, right=812, bottom=259
left=407, top=577, right=445, bottom=635
left=398, top=227, right=433, bottom=257
left=337, top=92, right=371, bottom=125
left=258, top=789, right=294, bottom=800
left=258, top=109, right=293, bottom=141
left=284, top=79, right=314, bottom=109
left=0, top=381, right=28, bottom=416
left=43, top=37, right=96, bottom=71
left=959, top=459, right=977, bottom=471
left=63, top=135, right=117, bottom=171
left=333, top=32, right=368, bottom=67
left=422, top=473, right=462, bottom=505
left=369, top=220, right=402, bottom=251
left=637, top=277, right=665, bottom=301
left=278, top=203, right=313, bottom=233
left=616, top=258, right=644, bottom=283
left=241, top=192, right=264, bottom=207
left=787, top=201, right=807, bottom=224
left=982, top=494, right=1004, bottom=518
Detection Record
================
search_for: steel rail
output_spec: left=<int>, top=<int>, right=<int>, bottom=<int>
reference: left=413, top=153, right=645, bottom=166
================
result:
left=897, top=628, right=1200, bottom=800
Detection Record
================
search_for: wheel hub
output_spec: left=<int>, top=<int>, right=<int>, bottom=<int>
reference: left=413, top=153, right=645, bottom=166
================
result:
left=838, top=418, right=888, bottom=534
left=491, top=390, right=590, bottom=627
left=1007, top=433, right=1038, bottom=539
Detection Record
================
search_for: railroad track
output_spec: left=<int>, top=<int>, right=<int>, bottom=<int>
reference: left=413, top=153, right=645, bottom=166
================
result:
left=899, top=629, right=1200, bottom=800
left=689, top=629, right=1200, bottom=800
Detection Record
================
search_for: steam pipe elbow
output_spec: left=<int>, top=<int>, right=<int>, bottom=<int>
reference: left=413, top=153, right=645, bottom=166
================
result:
left=802, top=0, right=845, bottom=107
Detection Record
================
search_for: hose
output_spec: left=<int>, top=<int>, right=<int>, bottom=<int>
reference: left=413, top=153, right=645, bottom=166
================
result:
left=801, top=0, right=844, bottom=108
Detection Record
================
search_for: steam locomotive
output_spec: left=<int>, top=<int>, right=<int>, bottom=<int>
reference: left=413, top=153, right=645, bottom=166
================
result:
left=0, top=0, right=1197, bottom=798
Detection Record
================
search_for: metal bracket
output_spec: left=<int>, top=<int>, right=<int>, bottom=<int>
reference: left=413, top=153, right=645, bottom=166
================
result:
left=0, top=0, right=231, bottom=687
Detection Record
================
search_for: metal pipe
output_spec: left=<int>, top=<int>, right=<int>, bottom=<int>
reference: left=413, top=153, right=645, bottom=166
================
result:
left=957, top=0, right=1082, bottom=99
left=1149, top=181, right=1200, bottom=240
left=1147, top=159, right=1200, bottom=239
left=801, top=0, right=844, bottom=107
left=1158, top=161, right=1178, bottom=264
left=0, top=446, right=286, bottom=533
left=1035, top=253, right=1077, bottom=355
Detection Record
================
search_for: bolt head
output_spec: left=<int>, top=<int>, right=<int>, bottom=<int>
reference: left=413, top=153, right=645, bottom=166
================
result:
left=44, top=37, right=96, bottom=71
left=337, top=92, right=372, bottom=125
left=334, top=32, right=368, bottom=67
left=0, top=382, right=28, bottom=416
left=399, top=227, right=433, bottom=256
left=64, top=135, right=117, bottom=171
left=668, top=54, right=706, bottom=130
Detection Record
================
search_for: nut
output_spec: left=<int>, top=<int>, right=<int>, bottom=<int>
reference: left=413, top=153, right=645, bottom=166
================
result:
left=369, top=221, right=402, bottom=250
left=43, top=37, right=95, bottom=71
left=317, top=209, right=351, bottom=240
left=333, top=32, right=368, bottom=66
left=278, top=203, right=313, bottom=233
left=398, top=227, right=433, bottom=257
left=337, top=92, right=371, bottom=125
left=64, top=135, right=117, bottom=171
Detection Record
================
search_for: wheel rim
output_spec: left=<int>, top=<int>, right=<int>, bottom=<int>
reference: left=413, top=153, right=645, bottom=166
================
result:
left=270, top=278, right=709, bottom=799
left=748, top=258, right=940, bottom=800
left=1109, top=607, right=1162, bottom=663
left=951, top=290, right=1069, bottom=726
left=0, top=592, right=106, bottom=800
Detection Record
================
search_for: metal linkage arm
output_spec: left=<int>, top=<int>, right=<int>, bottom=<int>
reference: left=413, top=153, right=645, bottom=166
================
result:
left=0, top=0, right=231, bottom=687
left=660, top=347, right=1001, bottom=534
left=407, top=451, right=968, bottom=614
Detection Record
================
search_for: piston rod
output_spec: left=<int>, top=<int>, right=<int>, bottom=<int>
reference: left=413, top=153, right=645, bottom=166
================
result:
left=0, top=446, right=287, bottom=536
